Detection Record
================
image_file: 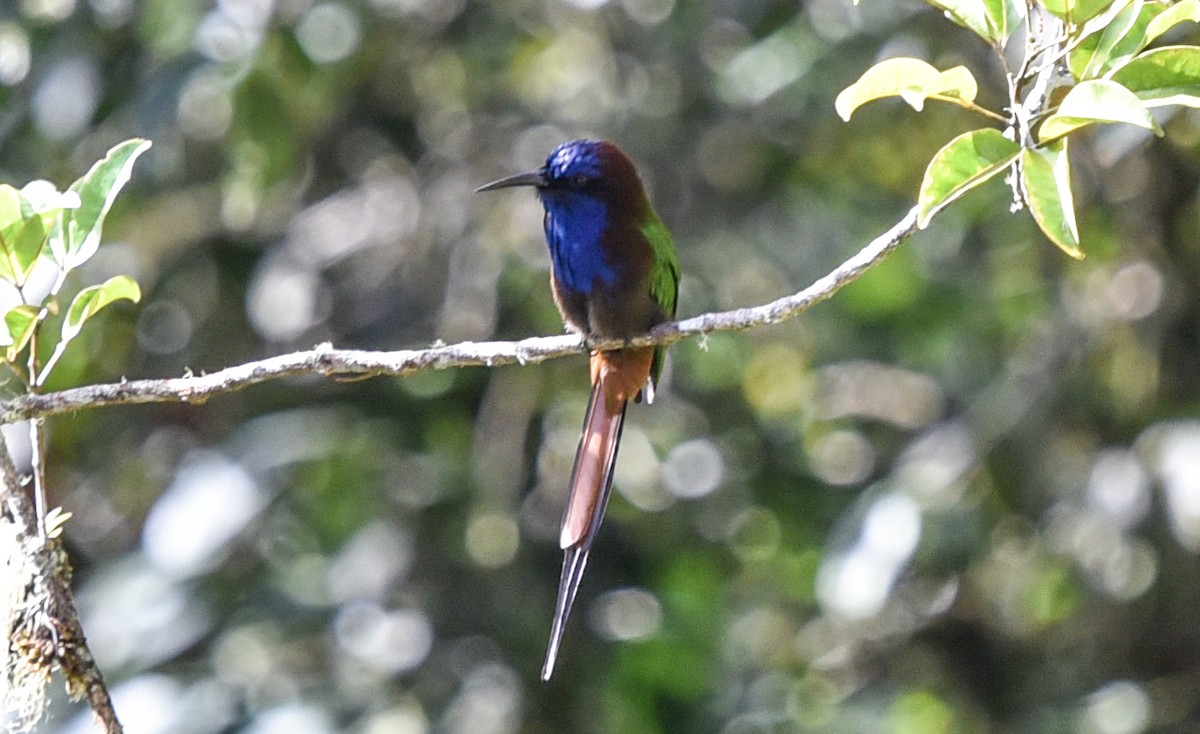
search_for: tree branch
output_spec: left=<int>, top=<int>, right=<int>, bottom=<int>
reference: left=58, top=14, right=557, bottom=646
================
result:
left=1, top=440, right=123, bottom=734
left=0, top=206, right=919, bottom=425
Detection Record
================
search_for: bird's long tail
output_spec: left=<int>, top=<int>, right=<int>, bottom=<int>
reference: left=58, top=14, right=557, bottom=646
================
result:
left=541, top=348, right=653, bottom=681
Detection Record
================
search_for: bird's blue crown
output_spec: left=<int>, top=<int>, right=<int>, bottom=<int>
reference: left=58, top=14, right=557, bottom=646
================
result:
left=545, top=140, right=606, bottom=182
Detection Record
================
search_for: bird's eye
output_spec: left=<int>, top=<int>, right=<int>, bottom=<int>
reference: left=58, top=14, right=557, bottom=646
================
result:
left=571, top=175, right=588, bottom=188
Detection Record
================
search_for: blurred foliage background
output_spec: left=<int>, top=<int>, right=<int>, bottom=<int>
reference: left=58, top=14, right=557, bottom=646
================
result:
left=2, top=0, right=1200, bottom=732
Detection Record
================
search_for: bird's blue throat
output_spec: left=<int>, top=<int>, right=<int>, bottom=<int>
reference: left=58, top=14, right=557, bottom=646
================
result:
left=542, top=190, right=616, bottom=296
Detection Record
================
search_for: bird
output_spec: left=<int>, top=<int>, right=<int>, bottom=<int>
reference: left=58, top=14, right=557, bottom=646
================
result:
left=477, top=139, right=680, bottom=680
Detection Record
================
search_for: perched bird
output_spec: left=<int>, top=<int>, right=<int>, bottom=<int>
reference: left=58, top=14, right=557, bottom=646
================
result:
left=477, top=140, right=680, bottom=680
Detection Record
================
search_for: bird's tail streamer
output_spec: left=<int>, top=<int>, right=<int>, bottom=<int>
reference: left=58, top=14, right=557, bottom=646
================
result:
left=541, top=349, right=650, bottom=680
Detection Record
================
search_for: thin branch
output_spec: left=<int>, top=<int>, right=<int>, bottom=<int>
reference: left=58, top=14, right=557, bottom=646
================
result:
left=24, top=307, right=47, bottom=540
left=926, top=94, right=1010, bottom=124
left=27, top=420, right=45, bottom=539
left=0, top=206, right=919, bottom=425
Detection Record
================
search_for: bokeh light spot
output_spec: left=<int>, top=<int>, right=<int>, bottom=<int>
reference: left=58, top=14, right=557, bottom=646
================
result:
left=0, top=23, right=31, bottom=85
left=211, top=623, right=277, bottom=685
left=1082, top=680, right=1151, bottom=734
left=243, top=704, right=335, bottom=734
left=663, top=437, right=725, bottom=499
left=439, top=663, right=522, bottom=734
left=32, top=56, right=100, bottom=141
left=136, top=299, right=194, bottom=355
left=817, top=493, right=920, bottom=619
left=1105, top=261, right=1162, bottom=321
left=862, top=493, right=920, bottom=558
left=620, top=0, right=674, bottom=26
left=818, top=361, right=944, bottom=429
left=295, top=3, right=361, bottom=64
left=465, top=512, right=520, bottom=569
left=1139, top=421, right=1200, bottom=550
left=178, top=68, right=233, bottom=141
left=893, top=422, right=975, bottom=506
left=361, top=704, right=429, bottom=734
left=246, top=260, right=328, bottom=342
left=194, top=1, right=269, bottom=63
left=742, top=344, right=812, bottom=421
left=808, top=429, right=874, bottom=486
left=1024, top=562, right=1079, bottom=625
left=328, top=521, right=413, bottom=602
left=1086, top=449, right=1150, bottom=529
left=142, top=451, right=263, bottom=577
left=1098, top=538, right=1158, bottom=602
left=613, top=425, right=671, bottom=512
left=335, top=603, right=434, bottom=674
left=718, top=22, right=815, bottom=105
left=513, top=28, right=615, bottom=119
left=727, top=506, right=782, bottom=562
left=590, top=587, right=662, bottom=641
left=724, top=607, right=792, bottom=667
left=76, top=560, right=211, bottom=671
left=21, top=0, right=75, bottom=22
left=889, top=689, right=954, bottom=734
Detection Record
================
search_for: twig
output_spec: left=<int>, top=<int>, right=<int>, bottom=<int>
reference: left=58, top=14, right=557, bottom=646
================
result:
left=927, top=94, right=1010, bottom=124
left=0, top=206, right=920, bottom=425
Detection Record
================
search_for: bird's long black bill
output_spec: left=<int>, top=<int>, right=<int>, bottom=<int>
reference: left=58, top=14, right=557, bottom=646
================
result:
left=475, top=169, right=546, bottom=192
left=542, top=545, right=589, bottom=681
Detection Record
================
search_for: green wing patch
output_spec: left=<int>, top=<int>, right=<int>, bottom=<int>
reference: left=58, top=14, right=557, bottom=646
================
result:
left=640, top=212, right=680, bottom=387
left=641, top=213, right=679, bottom=318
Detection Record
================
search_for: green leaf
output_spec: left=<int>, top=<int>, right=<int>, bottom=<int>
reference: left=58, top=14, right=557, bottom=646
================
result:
left=1038, top=79, right=1162, bottom=140
left=61, top=275, right=141, bottom=343
left=836, top=58, right=979, bottom=121
left=1145, top=0, right=1200, bottom=46
left=925, top=0, right=1024, bottom=44
left=1021, top=141, right=1082, bottom=258
left=917, top=128, right=1021, bottom=227
left=61, top=138, right=152, bottom=269
left=17, top=180, right=79, bottom=275
left=1109, top=45, right=1200, bottom=106
left=1041, top=0, right=1119, bottom=23
left=1074, top=1, right=1171, bottom=79
left=0, top=209, right=46, bottom=286
left=2, top=305, right=37, bottom=362
left=0, top=187, right=22, bottom=284
left=0, top=185, right=21, bottom=231
left=1070, top=0, right=1145, bottom=80
left=0, top=183, right=58, bottom=286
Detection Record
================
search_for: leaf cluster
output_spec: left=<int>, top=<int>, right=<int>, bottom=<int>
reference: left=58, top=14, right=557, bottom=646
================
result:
left=0, top=140, right=150, bottom=389
left=839, top=0, right=1200, bottom=257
